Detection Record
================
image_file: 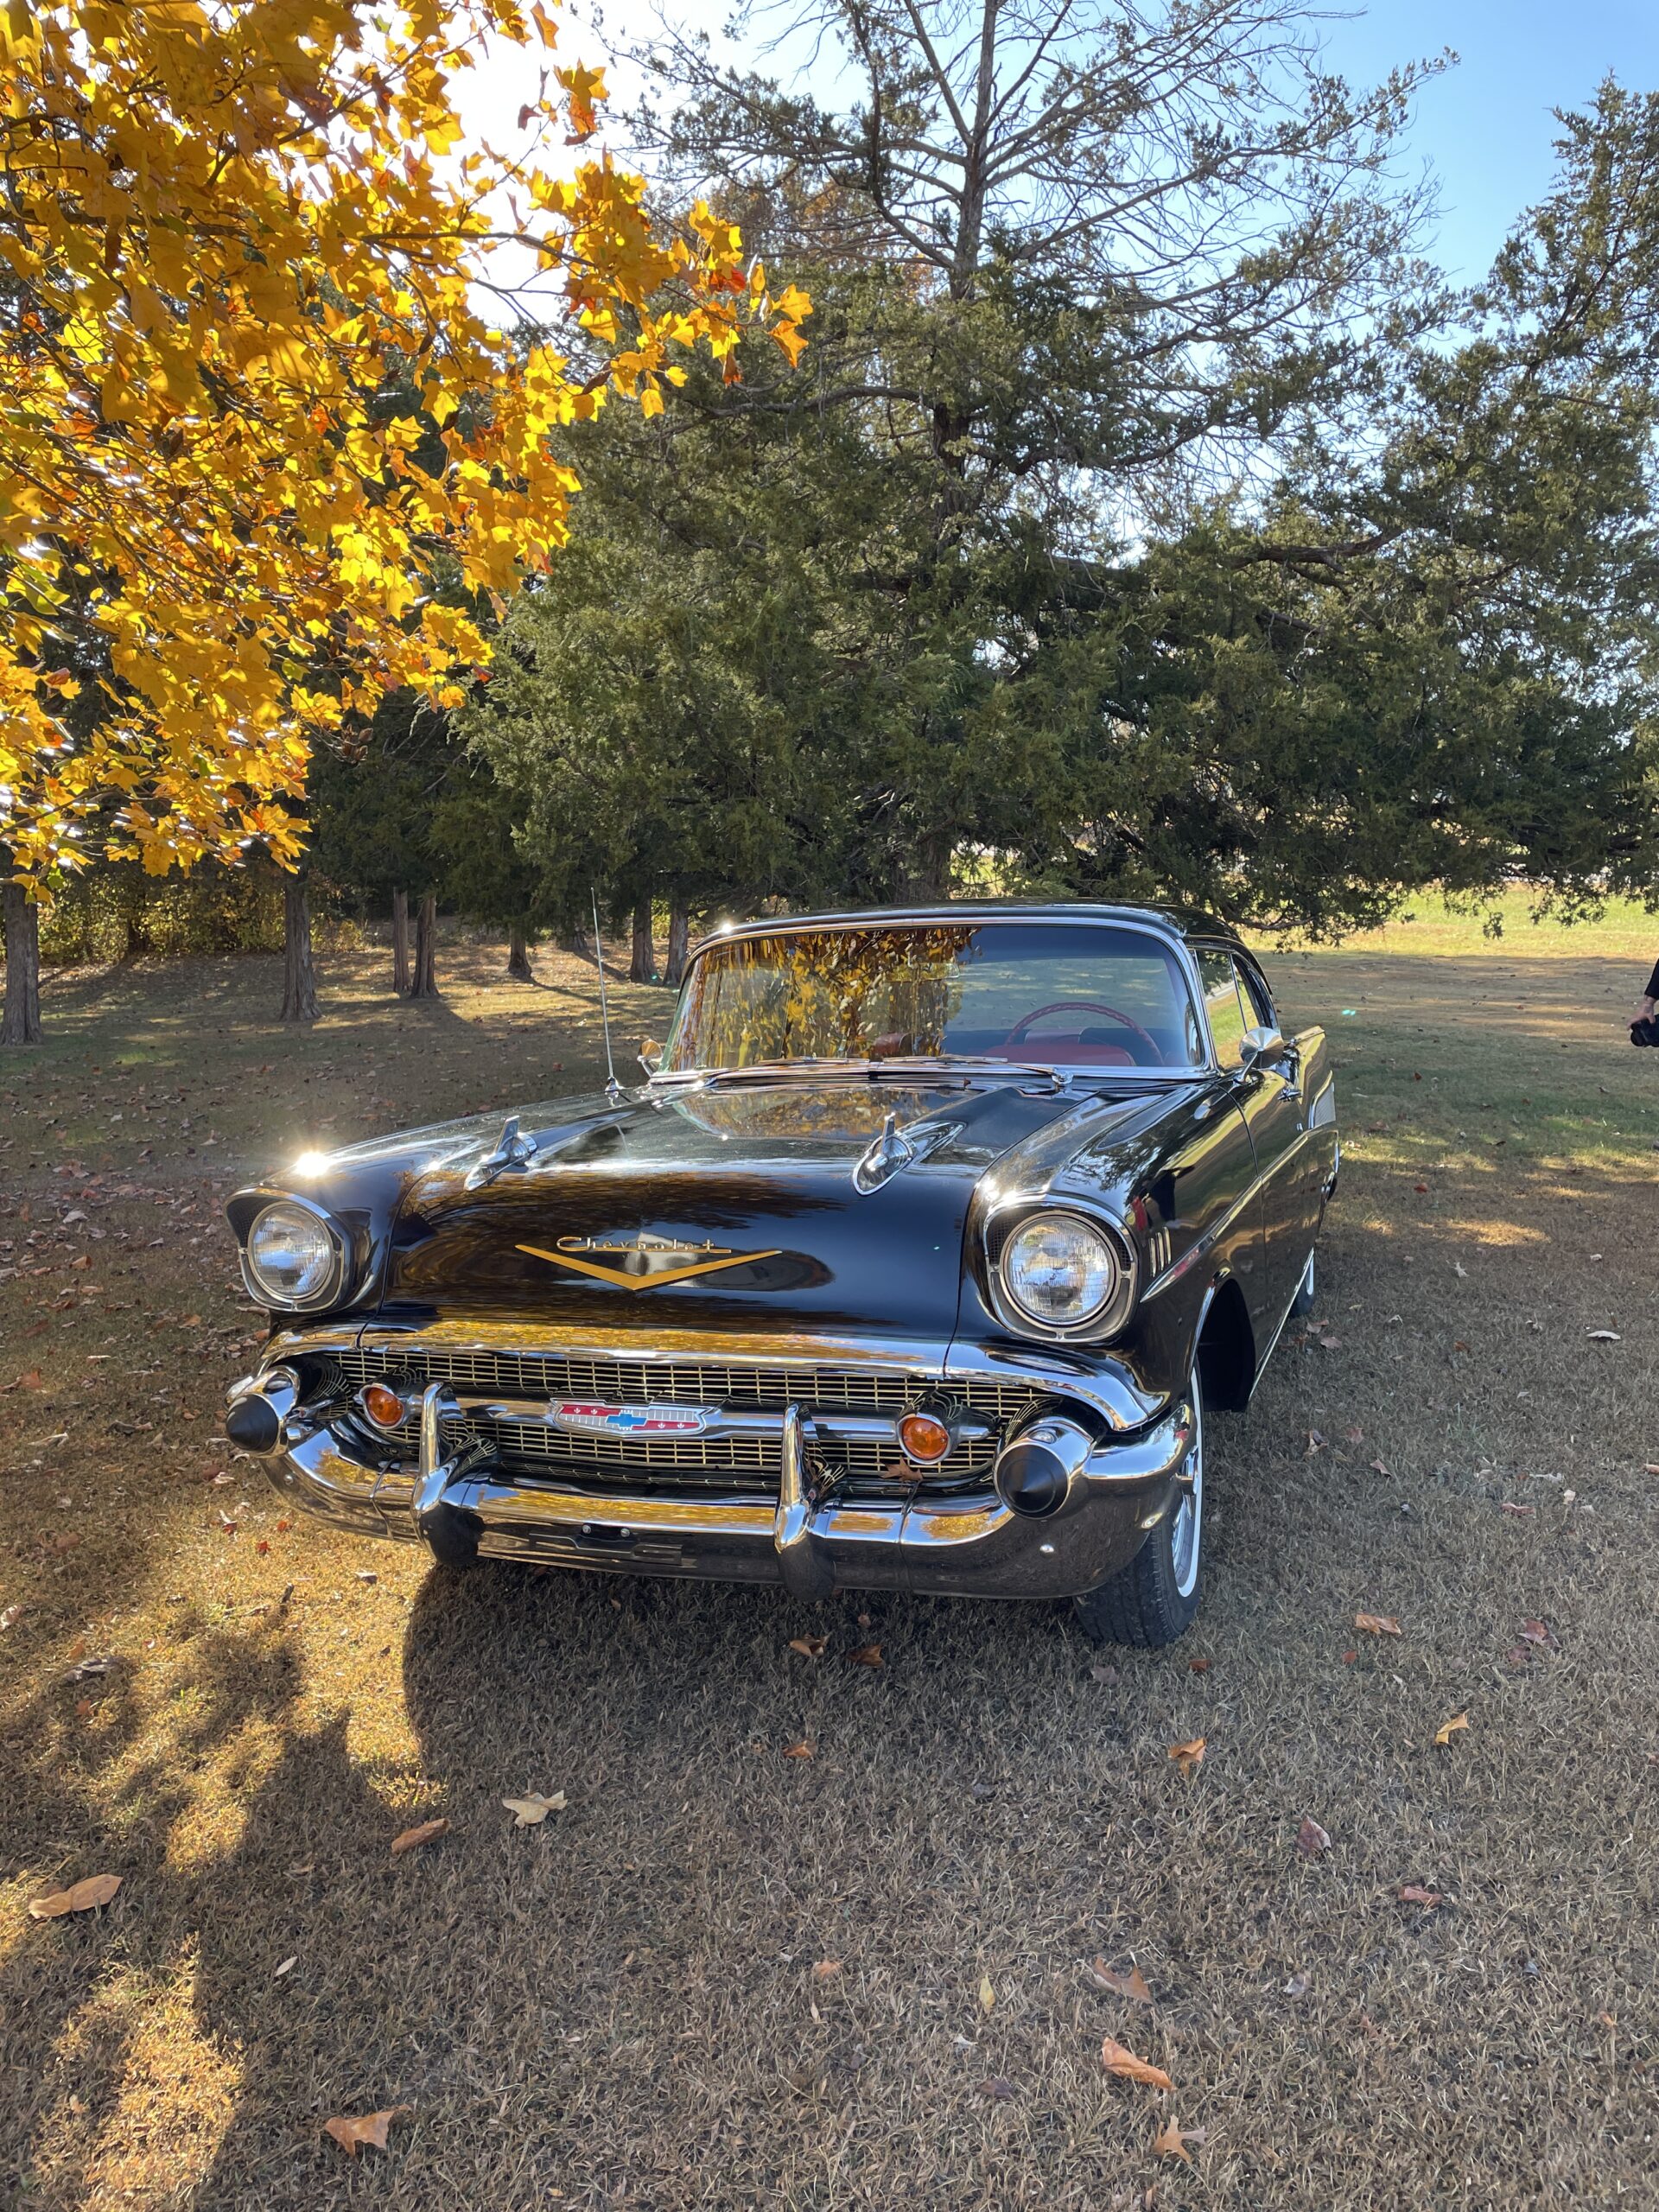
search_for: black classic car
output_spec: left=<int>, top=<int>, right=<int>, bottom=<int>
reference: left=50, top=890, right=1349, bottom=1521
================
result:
left=222, top=906, right=1338, bottom=1645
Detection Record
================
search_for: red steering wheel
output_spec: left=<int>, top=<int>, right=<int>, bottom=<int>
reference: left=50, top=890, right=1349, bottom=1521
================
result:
left=1001, top=998, right=1161, bottom=1058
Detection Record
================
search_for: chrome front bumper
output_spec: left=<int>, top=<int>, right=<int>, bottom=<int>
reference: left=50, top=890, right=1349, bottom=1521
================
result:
left=247, top=1382, right=1194, bottom=1602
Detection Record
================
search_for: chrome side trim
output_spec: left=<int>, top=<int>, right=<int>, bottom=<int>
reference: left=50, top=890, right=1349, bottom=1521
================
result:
left=1141, top=1121, right=1335, bottom=1302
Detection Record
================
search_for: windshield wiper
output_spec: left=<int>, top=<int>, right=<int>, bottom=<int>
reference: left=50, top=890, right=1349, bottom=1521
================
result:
left=653, top=1054, right=1070, bottom=1092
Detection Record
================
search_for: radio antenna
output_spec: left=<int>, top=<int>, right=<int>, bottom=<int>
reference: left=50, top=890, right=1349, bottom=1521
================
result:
left=591, top=888, right=621, bottom=1098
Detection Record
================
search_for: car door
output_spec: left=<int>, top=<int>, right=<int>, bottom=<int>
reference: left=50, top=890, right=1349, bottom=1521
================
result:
left=1193, top=944, right=1306, bottom=1332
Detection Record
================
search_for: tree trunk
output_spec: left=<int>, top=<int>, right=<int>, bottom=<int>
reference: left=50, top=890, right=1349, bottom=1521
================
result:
left=506, top=918, right=534, bottom=982
left=280, top=876, right=319, bottom=1023
left=555, top=927, right=585, bottom=957
left=391, top=888, right=410, bottom=996
left=2, top=878, right=42, bottom=1046
left=120, top=904, right=154, bottom=963
left=409, top=893, right=439, bottom=998
left=664, top=898, right=690, bottom=987
left=629, top=897, right=656, bottom=983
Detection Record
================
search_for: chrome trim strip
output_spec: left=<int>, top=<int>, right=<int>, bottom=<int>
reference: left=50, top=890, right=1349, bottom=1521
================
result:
left=1141, top=1121, right=1334, bottom=1302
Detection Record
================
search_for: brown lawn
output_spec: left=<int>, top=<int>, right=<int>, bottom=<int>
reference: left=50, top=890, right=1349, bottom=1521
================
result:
left=1, top=918, right=1656, bottom=2209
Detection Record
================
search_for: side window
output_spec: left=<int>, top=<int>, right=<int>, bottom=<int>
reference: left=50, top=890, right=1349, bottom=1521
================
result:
left=1236, top=961, right=1274, bottom=1030
left=1196, top=948, right=1249, bottom=1068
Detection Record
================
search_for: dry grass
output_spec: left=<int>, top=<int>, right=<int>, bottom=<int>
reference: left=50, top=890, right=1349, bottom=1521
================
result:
left=1, top=925, right=1656, bottom=2210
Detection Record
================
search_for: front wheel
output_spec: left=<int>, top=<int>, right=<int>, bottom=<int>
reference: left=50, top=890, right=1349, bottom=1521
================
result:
left=1072, top=1368, right=1204, bottom=1649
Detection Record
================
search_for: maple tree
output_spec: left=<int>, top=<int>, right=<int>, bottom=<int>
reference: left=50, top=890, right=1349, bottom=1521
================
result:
left=0, top=0, right=808, bottom=894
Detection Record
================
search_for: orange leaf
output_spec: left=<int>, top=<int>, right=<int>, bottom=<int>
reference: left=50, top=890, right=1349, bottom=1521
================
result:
left=1, top=1368, right=43, bottom=1392
left=390, top=1817, right=448, bottom=1856
left=1154, top=2116, right=1192, bottom=2164
left=29, top=1872, right=121, bottom=1917
left=1354, top=1612, right=1401, bottom=1636
left=1101, top=2036, right=1173, bottom=2090
left=782, top=1740, right=815, bottom=1758
left=787, top=1635, right=826, bottom=1658
left=1434, top=1711, right=1470, bottom=1747
left=810, top=1958, right=841, bottom=1980
left=1166, top=1737, right=1205, bottom=1777
left=324, top=2107, right=408, bottom=2157
left=847, top=1643, right=882, bottom=1668
left=1518, top=1619, right=1551, bottom=1645
left=1085, top=1959, right=1153, bottom=2004
left=1397, top=1884, right=1446, bottom=1907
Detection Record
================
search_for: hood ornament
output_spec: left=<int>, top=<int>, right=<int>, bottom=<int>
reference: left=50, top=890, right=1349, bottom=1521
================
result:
left=854, top=1111, right=917, bottom=1195
left=466, top=1115, right=539, bottom=1190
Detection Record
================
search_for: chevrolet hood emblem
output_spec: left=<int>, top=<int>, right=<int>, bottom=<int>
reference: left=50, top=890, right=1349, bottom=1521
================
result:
left=516, top=1234, right=781, bottom=1291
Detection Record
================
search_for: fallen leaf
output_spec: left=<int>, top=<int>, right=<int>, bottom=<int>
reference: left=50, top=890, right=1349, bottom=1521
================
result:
left=1354, top=1611, right=1401, bottom=1637
left=1284, top=1969, right=1310, bottom=1998
left=1296, top=1815, right=1332, bottom=1857
left=847, top=1643, right=882, bottom=1668
left=1154, top=2117, right=1192, bottom=2164
left=810, top=1959, right=841, bottom=1981
left=324, top=2107, right=408, bottom=2158
left=1101, top=2037, right=1173, bottom=2090
left=1501, top=1501, right=1535, bottom=1518
left=1086, top=1959, right=1154, bottom=2004
left=1397, top=1884, right=1445, bottom=1907
left=782, top=1740, right=815, bottom=1758
left=1452, top=1339, right=1471, bottom=1353
left=0, top=1604, right=21, bottom=1631
left=1166, top=1737, right=1205, bottom=1777
left=390, top=1818, right=448, bottom=1857
left=1186, top=1656, right=1211, bottom=1675
left=1, top=1368, right=44, bottom=1392
left=29, top=1872, right=121, bottom=1917
left=1319, top=1335, right=1341, bottom=1351
left=1586, top=1329, right=1621, bottom=1342
left=1089, top=1662, right=1120, bottom=1686
left=1369, top=1458, right=1392, bottom=1477
left=274, top=1954, right=298, bottom=1978
left=502, top=1792, right=566, bottom=1826
left=976, top=2075, right=1017, bottom=2101
left=787, top=1635, right=827, bottom=1658
left=1503, top=1645, right=1530, bottom=1668
left=1518, top=1619, right=1551, bottom=1646
left=979, top=1974, right=995, bottom=2013
left=1434, top=1712, right=1470, bottom=1747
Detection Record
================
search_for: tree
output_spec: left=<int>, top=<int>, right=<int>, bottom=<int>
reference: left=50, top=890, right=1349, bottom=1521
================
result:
left=0, top=0, right=809, bottom=898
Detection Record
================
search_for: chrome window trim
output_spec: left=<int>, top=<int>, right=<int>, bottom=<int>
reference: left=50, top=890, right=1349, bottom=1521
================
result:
left=238, top=1192, right=352, bottom=1315
left=664, top=912, right=1220, bottom=1084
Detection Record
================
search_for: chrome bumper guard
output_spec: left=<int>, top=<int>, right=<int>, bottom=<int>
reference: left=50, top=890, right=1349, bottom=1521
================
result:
left=248, top=1377, right=1195, bottom=1601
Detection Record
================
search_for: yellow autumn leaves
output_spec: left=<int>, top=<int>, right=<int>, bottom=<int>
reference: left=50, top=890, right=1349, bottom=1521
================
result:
left=0, top=0, right=809, bottom=888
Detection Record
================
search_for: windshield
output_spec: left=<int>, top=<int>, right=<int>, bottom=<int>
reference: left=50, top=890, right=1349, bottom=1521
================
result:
left=664, top=921, right=1206, bottom=1073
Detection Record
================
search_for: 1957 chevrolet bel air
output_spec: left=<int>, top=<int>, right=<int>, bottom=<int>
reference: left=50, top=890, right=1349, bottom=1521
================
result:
left=222, top=905, right=1338, bottom=1645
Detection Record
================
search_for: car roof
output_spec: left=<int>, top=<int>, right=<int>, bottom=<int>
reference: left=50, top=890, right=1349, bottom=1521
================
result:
left=697, top=900, right=1249, bottom=954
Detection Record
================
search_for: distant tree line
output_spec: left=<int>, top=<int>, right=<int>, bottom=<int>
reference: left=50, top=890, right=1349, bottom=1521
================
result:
left=9, top=0, right=1659, bottom=1040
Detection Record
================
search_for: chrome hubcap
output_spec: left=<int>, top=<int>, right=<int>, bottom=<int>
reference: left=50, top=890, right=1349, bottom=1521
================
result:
left=1171, top=1374, right=1204, bottom=1598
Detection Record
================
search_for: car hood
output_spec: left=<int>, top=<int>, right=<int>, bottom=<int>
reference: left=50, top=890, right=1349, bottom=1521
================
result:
left=353, top=1076, right=1166, bottom=1339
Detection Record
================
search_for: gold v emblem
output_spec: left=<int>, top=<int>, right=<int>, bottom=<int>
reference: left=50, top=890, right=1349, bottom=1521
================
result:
left=515, top=1243, right=782, bottom=1290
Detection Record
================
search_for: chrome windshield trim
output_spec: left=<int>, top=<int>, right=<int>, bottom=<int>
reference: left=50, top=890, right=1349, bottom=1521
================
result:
left=664, top=912, right=1219, bottom=1082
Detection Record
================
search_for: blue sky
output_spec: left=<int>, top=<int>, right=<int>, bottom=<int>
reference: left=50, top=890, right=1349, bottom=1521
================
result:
left=1314, top=1, right=1659, bottom=277
left=470, top=3, right=1659, bottom=286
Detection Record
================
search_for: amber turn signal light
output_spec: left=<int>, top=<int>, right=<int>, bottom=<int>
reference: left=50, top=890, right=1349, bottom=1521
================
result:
left=897, top=1409, right=953, bottom=1465
left=359, top=1382, right=406, bottom=1430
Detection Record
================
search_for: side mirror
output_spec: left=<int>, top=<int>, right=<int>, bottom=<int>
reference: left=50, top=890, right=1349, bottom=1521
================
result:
left=1239, top=1024, right=1288, bottom=1069
left=638, top=1037, right=664, bottom=1077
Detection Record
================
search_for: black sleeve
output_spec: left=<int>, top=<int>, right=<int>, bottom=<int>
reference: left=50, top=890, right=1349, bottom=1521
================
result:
left=1648, top=960, right=1659, bottom=999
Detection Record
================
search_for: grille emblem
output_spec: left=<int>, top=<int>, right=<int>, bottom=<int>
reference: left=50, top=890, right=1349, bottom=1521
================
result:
left=550, top=1399, right=712, bottom=1437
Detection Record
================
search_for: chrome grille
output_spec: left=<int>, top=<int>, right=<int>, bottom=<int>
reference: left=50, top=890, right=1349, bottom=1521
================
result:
left=326, top=1344, right=1032, bottom=1494
left=331, top=1344, right=1035, bottom=1424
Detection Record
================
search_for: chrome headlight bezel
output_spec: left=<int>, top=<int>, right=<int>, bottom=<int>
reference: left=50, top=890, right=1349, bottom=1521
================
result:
left=240, top=1195, right=348, bottom=1313
left=984, top=1203, right=1138, bottom=1343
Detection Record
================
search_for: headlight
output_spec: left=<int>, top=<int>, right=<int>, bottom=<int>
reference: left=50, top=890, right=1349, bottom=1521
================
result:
left=1000, top=1212, right=1120, bottom=1330
left=245, top=1200, right=341, bottom=1307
